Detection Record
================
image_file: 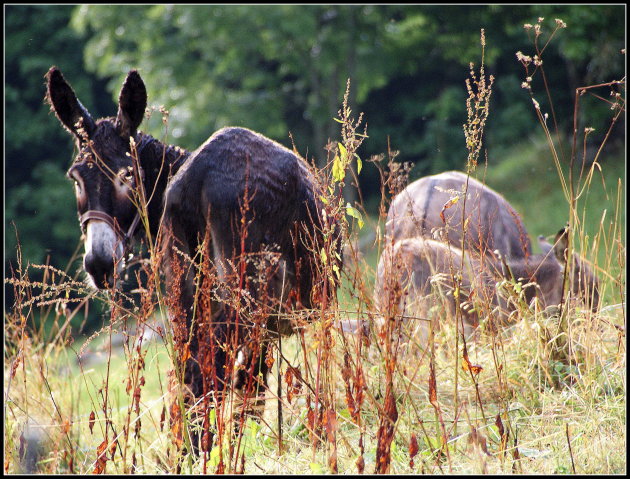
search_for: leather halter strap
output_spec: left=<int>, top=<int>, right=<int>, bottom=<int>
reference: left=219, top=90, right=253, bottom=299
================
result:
left=80, top=210, right=117, bottom=231
left=80, top=209, right=141, bottom=250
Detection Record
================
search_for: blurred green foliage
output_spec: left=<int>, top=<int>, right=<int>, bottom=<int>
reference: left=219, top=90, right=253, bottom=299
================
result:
left=4, top=5, right=625, bottom=330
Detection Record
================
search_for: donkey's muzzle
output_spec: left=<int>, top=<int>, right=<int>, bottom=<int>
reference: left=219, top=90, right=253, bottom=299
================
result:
left=83, top=218, right=124, bottom=289
left=84, top=250, right=116, bottom=289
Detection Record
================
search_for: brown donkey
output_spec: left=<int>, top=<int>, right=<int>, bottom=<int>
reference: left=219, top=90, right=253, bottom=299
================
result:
left=46, top=67, right=341, bottom=449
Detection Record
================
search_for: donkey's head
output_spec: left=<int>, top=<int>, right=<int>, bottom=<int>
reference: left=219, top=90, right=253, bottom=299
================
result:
left=46, top=67, right=147, bottom=289
left=536, top=227, right=601, bottom=311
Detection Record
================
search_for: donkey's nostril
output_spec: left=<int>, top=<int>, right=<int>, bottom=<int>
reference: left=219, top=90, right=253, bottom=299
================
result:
left=84, top=252, right=115, bottom=289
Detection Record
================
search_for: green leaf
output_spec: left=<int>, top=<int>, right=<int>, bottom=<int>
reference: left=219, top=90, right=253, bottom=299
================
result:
left=249, top=418, right=260, bottom=440
left=356, top=154, right=363, bottom=175
left=346, top=204, right=364, bottom=229
left=337, top=142, right=348, bottom=162
left=338, top=407, right=352, bottom=419
left=310, top=463, right=324, bottom=474
left=332, top=155, right=345, bottom=183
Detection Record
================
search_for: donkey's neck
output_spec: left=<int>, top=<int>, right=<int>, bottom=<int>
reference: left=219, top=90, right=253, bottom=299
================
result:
left=136, top=132, right=190, bottom=237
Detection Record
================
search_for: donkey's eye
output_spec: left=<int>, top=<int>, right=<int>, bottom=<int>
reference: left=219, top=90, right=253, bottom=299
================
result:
left=71, top=175, right=86, bottom=202
left=114, top=167, right=135, bottom=201
left=117, top=167, right=134, bottom=185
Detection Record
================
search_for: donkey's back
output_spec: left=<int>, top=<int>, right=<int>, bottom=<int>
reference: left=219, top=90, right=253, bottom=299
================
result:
left=386, top=171, right=532, bottom=259
left=163, top=126, right=329, bottom=314
left=165, top=127, right=315, bottom=236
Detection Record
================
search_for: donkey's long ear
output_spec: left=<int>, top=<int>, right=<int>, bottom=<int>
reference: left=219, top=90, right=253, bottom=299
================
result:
left=115, top=70, right=147, bottom=139
left=46, top=66, right=96, bottom=140
left=552, top=226, right=569, bottom=265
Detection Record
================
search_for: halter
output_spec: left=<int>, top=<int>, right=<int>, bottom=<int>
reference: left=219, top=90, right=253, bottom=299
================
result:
left=79, top=136, right=152, bottom=255
left=80, top=209, right=141, bottom=253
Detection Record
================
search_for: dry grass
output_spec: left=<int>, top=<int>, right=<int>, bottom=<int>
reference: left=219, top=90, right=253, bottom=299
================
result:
left=5, top=258, right=624, bottom=474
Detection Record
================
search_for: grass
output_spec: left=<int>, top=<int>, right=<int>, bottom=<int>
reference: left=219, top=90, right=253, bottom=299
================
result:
left=4, top=299, right=625, bottom=474
left=4, top=19, right=626, bottom=475
left=483, top=137, right=625, bottom=255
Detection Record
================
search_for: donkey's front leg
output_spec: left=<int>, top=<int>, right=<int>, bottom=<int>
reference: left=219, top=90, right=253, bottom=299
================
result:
left=161, top=215, right=215, bottom=453
left=232, top=340, right=271, bottom=425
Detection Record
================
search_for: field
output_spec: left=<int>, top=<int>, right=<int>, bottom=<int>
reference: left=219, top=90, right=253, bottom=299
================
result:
left=4, top=135, right=625, bottom=476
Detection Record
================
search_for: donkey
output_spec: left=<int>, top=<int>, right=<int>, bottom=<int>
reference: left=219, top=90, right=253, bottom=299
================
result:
left=46, top=67, right=340, bottom=442
left=386, top=170, right=532, bottom=260
left=374, top=228, right=599, bottom=346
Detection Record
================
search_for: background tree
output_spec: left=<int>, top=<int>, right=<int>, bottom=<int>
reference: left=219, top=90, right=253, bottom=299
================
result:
left=69, top=4, right=624, bottom=194
left=5, top=5, right=111, bottom=271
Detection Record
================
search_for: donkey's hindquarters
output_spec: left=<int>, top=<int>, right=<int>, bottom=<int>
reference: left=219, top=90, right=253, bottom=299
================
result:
left=386, top=171, right=533, bottom=260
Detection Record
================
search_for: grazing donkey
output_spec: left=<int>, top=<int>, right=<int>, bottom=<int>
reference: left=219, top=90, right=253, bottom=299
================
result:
left=386, top=170, right=533, bottom=260
left=46, top=67, right=340, bottom=444
left=374, top=228, right=600, bottom=345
